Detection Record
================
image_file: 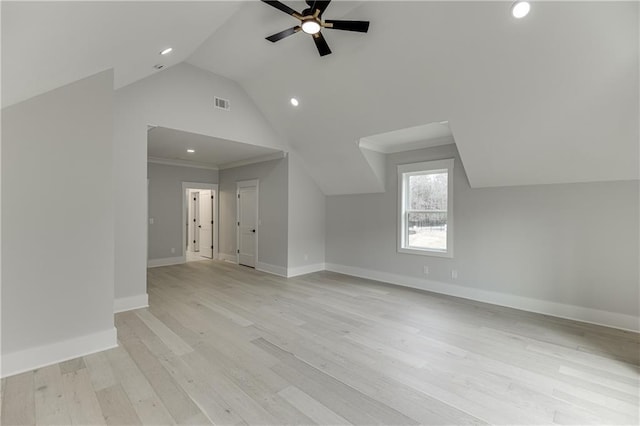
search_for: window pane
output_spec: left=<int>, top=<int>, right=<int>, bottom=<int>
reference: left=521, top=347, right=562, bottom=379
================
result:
left=407, top=212, right=447, bottom=250
left=408, top=172, right=447, bottom=211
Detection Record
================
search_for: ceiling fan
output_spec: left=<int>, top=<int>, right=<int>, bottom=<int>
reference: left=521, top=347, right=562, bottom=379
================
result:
left=261, top=0, right=370, bottom=57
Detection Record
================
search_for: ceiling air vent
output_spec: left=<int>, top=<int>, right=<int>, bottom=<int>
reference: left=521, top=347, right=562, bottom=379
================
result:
left=214, top=97, right=231, bottom=111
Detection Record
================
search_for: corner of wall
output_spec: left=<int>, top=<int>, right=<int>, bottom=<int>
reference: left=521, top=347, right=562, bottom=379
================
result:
left=358, top=146, right=386, bottom=192
left=114, top=293, right=149, bottom=314
left=287, top=151, right=327, bottom=270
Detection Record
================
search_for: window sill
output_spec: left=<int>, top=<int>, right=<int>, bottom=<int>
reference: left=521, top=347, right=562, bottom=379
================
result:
left=398, top=247, right=453, bottom=258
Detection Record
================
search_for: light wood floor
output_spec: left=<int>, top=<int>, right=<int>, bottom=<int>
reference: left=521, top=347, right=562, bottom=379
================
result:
left=2, top=260, right=639, bottom=425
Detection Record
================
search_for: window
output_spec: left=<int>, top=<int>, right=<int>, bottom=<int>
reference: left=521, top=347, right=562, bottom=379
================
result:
left=398, top=159, right=454, bottom=257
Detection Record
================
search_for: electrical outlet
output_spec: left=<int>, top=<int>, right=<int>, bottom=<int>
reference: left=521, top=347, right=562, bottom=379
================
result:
left=149, top=217, right=154, bottom=225
left=451, top=269, right=458, bottom=280
left=304, top=254, right=309, bottom=261
left=423, top=266, right=429, bottom=275
left=170, top=247, right=175, bottom=254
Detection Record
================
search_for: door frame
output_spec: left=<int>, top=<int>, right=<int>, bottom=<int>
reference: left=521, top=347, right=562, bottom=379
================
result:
left=236, top=179, right=259, bottom=266
left=181, top=182, right=218, bottom=263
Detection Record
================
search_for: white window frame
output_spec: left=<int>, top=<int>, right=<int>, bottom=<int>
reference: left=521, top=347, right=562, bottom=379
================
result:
left=397, top=158, right=454, bottom=258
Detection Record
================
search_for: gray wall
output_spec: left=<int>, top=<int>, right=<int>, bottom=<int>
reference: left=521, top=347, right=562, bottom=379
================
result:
left=219, top=158, right=288, bottom=269
left=288, top=151, right=326, bottom=270
left=1, top=71, right=115, bottom=355
left=326, top=144, right=640, bottom=317
left=147, top=162, right=219, bottom=260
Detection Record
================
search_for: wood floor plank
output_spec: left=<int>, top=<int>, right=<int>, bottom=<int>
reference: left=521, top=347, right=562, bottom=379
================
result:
left=253, top=337, right=421, bottom=425
left=58, top=358, right=86, bottom=375
left=103, top=347, right=175, bottom=426
left=253, top=323, right=486, bottom=425
left=61, top=368, right=106, bottom=425
left=278, top=385, right=352, bottom=426
left=1, top=377, right=5, bottom=420
left=558, top=365, right=639, bottom=396
left=96, top=384, right=142, bottom=425
left=155, top=353, right=244, bottom=425
left=84, top=352, right=118, bottom=392
left=179, top=350, right=282, bottom=425
left=134, top=309, right=194, bottom=356
left=34, top=364, right=71, bottom=425
left=2, top=371, right=35, bottom=425
left=119, top=338, right=208, bottom=424
left=196, top=297, right=254, bottom=327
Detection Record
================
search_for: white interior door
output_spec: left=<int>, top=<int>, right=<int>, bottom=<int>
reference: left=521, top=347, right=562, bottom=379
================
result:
left=237, top=184, right=257, bottom=268
left=191, top=191, right=200, bottom=252
left=198, top=190, right=213, bottom=259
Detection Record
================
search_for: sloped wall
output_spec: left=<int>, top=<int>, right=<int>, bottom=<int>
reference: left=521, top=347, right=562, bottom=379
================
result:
left=1, top=71, right=116, bottom=376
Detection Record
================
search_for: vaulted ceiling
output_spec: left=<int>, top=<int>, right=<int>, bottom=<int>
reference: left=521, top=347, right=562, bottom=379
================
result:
left=3, top=1, right=638, bottom=194
left=1, top=1, right=241, bottom=107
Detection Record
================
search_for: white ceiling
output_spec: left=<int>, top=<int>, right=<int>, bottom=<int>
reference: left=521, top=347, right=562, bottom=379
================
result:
left=3, top=1, right=638, bottom=193
left=224, top=1, right=638, bottom=192
left=147, top=126, right=284, bottom=169
left=188, top=1, right=364, bottom=83
left=1, top=1, right=241, bottom=107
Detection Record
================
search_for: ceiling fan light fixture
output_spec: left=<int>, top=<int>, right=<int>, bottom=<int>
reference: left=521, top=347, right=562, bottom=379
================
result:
left=511, top=1, right=530, bottom=19
left=301, top=20, right=321, bottom=35
left=261, top=0, right=370, bottom=56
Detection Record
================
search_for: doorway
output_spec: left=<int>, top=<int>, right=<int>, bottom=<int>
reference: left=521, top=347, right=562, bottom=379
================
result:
left=182, top=182, right=218, bottom=263
left=237, top=179, right=258, bottom=268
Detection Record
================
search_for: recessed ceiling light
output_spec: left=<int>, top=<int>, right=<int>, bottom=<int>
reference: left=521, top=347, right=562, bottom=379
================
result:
left=511, top=1, right=530, bottom=19
left=301, top=20, right=321, bottom=35
left=187, top=149, right=195, bottom=153
left=160, top=47, right=173, bottom=55
left=290, top=98, right=299, bottom=107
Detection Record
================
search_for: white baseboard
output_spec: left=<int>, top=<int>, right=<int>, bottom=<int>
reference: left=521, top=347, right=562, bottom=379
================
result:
left=114, top=294, right=149, bottom=313
left=256, top=261, right=288, bottom=277
left=218, top=252, right=237, bottom=263
left=147, top=256, right=185, bottom=268
left=325, top=263, right=640, bottom=333
left=1, top=327, right=118, bottom=378
left=288, top=263, right=326, bottom=278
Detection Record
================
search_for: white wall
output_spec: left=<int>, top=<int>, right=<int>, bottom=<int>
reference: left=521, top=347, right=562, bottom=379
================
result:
left=287, top=151, right=326, bottom=276
left=219, top=158, right=288, bottom=274
left=326, top=144, right=640, bottom=331
left=1, top=71, right=116, bottom=376
left=114, top=63, right=288, bottom=302
left=147, top=162, right=218, bottom=261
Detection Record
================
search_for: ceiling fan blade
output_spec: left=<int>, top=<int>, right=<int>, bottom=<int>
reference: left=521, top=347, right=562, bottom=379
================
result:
left=324, top=20, right=370, bottom=33
left=261, top=0, right=300, bottom=17
left=266, top=26, right=301, bottom=42
left=307, top=1, right=332, bottom=16
left=312, top=32, right=332, bottom=56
